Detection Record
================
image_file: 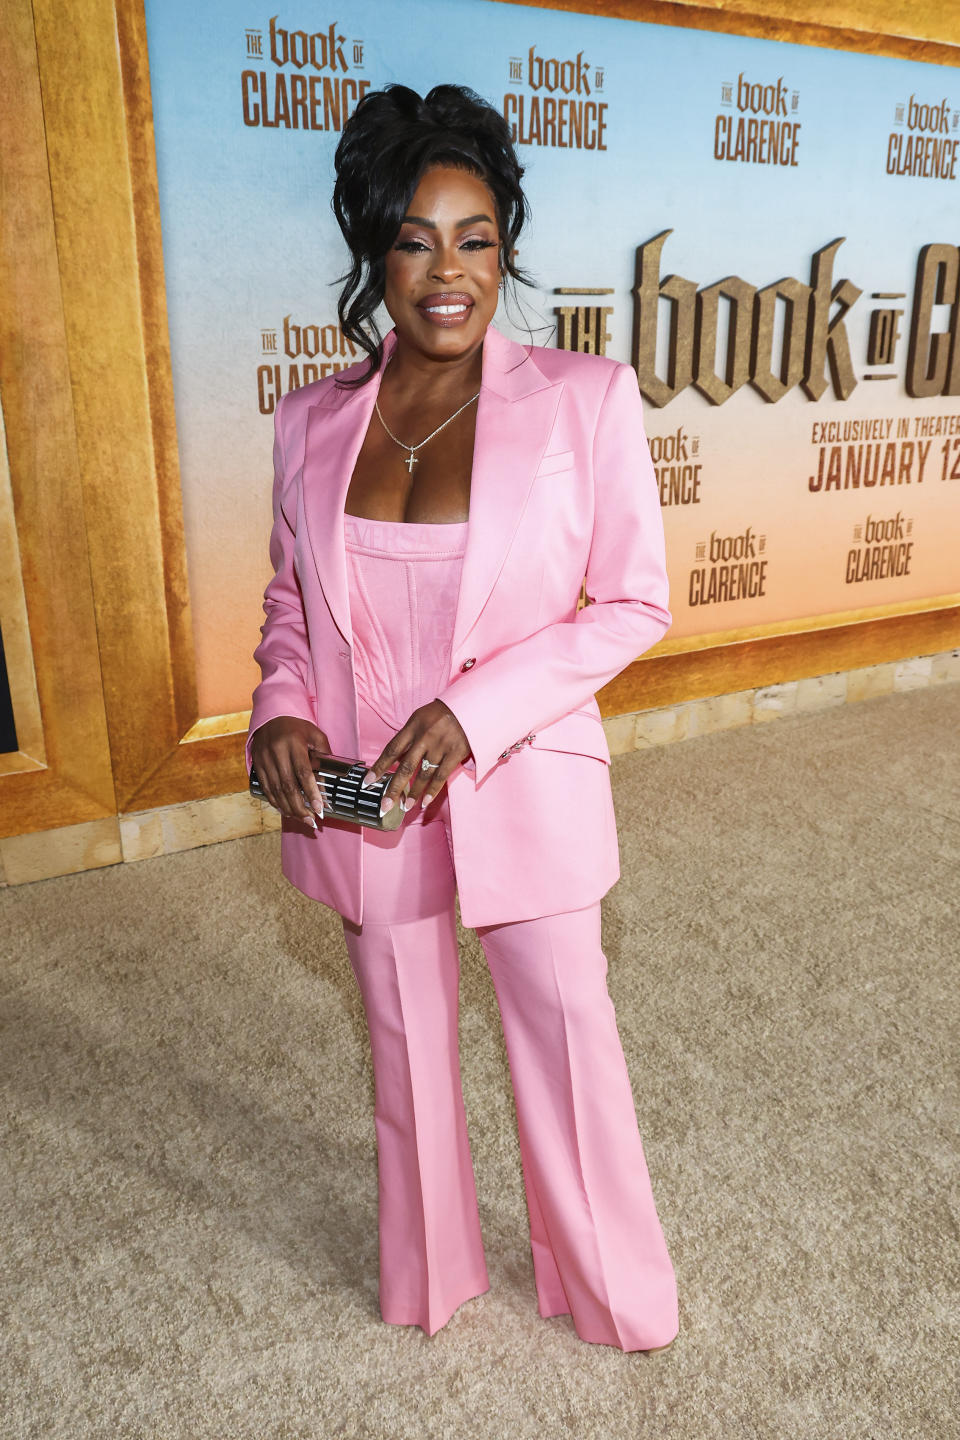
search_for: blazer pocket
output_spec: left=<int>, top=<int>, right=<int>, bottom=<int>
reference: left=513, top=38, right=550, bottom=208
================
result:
left=534, top=449, right=576, bottom=477
left=528, top=708, right=611, bottom=765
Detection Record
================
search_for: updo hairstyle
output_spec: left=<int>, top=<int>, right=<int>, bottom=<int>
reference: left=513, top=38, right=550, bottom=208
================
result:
left=331, top=82, right=534, bottom=386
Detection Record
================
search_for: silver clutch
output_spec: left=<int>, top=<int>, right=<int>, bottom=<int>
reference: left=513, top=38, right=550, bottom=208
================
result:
left=248, top=753, right=405, bottom=831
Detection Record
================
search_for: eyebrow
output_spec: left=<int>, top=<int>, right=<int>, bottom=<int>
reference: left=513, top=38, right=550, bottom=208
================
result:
left=401, top=213, right=495, bottom=228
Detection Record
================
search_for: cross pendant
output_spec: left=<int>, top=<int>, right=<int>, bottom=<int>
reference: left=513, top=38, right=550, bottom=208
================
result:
left=405, top=451, right=418, bottom=474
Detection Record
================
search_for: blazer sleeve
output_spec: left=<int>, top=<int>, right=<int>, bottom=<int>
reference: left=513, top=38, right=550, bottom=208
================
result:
left=244, top=392, right=317, bottom=777
left=436, top=361, right=671, bottom=783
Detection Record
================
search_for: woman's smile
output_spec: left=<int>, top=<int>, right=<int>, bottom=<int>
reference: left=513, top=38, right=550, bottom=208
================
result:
left=416, top=291, right=475, bottom=326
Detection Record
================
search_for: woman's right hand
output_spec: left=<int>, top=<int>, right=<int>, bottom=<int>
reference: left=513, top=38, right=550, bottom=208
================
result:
left=250, top=716, right=331, bottom=827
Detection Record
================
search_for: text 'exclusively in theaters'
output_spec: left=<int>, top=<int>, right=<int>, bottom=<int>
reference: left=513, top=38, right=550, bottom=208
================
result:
left=807, top=416, right=935, bottom=493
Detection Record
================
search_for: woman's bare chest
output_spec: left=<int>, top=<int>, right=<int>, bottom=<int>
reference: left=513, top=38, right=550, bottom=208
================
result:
left=344, top=399, right=477, bottom=524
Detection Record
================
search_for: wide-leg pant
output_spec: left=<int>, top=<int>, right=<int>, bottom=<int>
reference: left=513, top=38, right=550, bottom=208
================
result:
left=340, top=696, right=679, bottom=1350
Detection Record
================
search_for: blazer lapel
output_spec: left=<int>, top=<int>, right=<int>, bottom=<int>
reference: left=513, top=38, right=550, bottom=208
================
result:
left=300, top=322, right=563, bottom=653
left=453, top=324, right=563, bottom=654
left=300, top=347, right=386, bottom=645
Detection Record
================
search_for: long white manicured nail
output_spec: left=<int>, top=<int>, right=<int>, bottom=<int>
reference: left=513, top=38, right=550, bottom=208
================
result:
left=361, top=769, right=377, bottom=789
left=380, top=796, right=395, bottom=816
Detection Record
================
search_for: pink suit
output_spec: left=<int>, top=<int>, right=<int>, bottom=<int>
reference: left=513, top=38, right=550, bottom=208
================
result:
left=246, top=324, right=679, bottom=1349
left=245, top=322, right=672, bottom=929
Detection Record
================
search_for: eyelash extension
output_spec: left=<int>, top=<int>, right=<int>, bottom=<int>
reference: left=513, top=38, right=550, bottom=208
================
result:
left=394, top=239, right=496, bottom=253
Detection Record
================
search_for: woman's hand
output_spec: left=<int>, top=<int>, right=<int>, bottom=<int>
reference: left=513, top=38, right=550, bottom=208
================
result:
left=250, top=716, right=331, bottom=827
left=363, top=700, right=471, bottom=814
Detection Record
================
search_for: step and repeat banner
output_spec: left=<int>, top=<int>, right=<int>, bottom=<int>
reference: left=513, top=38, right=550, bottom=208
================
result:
left=142, top=0, right=960, bottom=718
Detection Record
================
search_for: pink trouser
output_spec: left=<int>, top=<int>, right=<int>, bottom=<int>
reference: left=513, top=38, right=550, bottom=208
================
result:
left=339, top=695, right=679, bottom=1350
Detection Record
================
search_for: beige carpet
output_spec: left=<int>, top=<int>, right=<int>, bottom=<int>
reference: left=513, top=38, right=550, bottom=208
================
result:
left=2, top=683, right=958, bottom=1440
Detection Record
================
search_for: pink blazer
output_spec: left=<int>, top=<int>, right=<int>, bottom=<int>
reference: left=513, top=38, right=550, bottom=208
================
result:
left=245, top=322, right=671, bottom=927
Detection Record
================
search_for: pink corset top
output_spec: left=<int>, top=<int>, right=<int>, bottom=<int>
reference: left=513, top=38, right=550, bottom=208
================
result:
left=343, top=512, right=469, bottom=733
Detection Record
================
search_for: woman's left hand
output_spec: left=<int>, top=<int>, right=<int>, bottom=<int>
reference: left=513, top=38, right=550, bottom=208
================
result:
left=362, top=699, right=472, bottom=814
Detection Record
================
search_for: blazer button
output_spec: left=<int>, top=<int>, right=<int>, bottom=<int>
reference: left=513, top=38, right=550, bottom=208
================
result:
left=460, top=658, right=476, bottom=671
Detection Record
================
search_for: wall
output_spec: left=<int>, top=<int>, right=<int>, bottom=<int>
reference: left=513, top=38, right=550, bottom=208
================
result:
left=0, top=0, right=957, bottom=881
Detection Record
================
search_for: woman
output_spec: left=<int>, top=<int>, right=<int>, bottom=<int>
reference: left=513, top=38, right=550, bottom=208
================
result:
left=246, top=83, right=678, bottom=1353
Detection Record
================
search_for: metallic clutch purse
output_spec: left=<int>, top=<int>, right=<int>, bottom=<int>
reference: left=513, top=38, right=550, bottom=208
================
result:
left=248, top=753, right=405, bottom=831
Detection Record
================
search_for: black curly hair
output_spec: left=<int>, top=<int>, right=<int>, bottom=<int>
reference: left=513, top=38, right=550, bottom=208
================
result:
left=331, top=82, right=535, bottom=387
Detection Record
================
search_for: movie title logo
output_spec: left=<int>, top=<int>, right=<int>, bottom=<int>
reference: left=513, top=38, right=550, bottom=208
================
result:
left=845, top=512, right=914, bottom=583
left=552, top=286, right=614, bottom=354
left=886, top=94, right=959, bottom=180
left=257, top=316, right=359, bottom=413
left=649, top=427, right=703, bottom=506
left=503, top=45, right=608, bottom=150
left=632, top=231, right=960, bottom=407
left=241, top=17, right=370, bottom=131
left=714, top=72, right=800, bottom=167
left=688, top=526, right=768, bottom=607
